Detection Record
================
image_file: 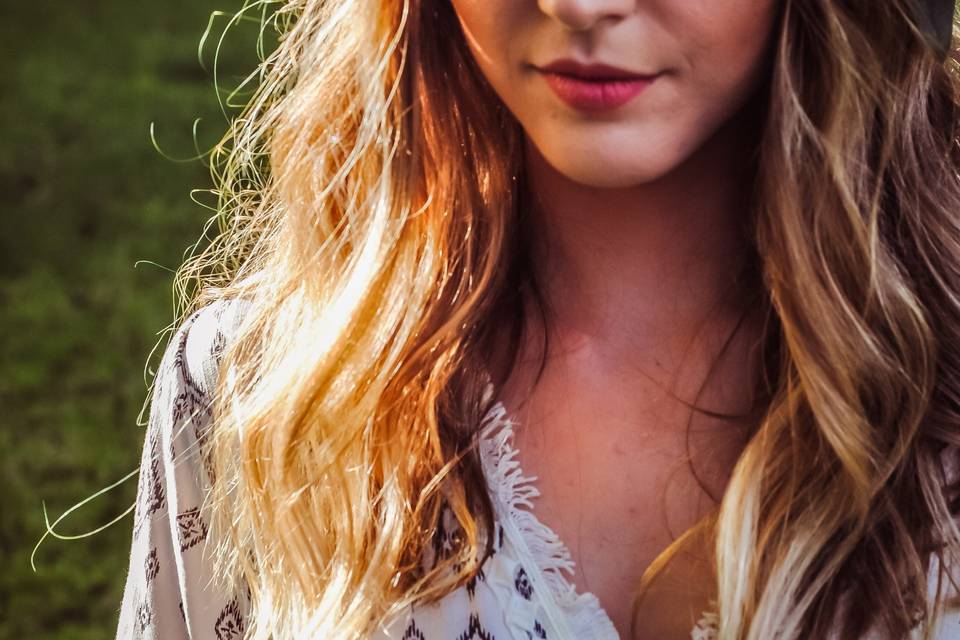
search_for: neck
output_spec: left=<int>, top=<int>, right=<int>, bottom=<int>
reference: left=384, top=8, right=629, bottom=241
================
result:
left=519, top=95, right=764, bottom=380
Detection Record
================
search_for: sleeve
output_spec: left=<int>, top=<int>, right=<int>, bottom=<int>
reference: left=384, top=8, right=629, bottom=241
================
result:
left=114, top=300, right=249, bottom=640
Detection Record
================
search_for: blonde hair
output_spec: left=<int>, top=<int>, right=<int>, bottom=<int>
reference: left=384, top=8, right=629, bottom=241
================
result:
left=161, top=0, right=960, bottom=638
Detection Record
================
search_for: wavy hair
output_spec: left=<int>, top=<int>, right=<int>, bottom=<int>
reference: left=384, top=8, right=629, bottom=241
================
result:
left=163, top=0, right=960, bottom=638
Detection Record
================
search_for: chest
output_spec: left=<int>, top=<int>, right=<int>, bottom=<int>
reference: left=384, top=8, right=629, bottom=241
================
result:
left=503, top=394, right=743, bottom=639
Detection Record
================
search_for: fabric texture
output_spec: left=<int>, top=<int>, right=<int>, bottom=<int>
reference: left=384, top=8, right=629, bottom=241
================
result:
left=115, top=299, right=960, bottom=640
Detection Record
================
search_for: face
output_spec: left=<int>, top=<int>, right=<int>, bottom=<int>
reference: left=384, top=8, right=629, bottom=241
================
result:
left=448, top=0, right=781, bottom=188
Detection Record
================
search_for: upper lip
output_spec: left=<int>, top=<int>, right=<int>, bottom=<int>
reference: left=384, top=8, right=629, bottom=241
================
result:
left=536, top=58, right=659, bottom=80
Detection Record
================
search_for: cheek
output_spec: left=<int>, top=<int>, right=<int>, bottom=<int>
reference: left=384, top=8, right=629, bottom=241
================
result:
left=632, top=2, right=777, bottom=170
left=677, top=3, right=779, bottom=110
left=448, top=0, right=517, bottom=85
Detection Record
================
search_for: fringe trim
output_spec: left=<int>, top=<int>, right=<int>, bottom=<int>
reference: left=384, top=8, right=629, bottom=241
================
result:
left=691, top=604, right=719, bottom=640
left=477, top=382, right=620, bottom=639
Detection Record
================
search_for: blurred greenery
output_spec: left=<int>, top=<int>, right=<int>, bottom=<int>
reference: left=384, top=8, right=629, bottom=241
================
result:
left=0, top=1, right=268, bottom=637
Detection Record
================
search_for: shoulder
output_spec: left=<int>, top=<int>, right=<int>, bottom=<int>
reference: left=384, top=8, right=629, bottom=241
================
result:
left=141, top=297, right=252, bottom=496
left=144, top=297, right=251, bottom=462
left=156, top=296, right=251, bottom=398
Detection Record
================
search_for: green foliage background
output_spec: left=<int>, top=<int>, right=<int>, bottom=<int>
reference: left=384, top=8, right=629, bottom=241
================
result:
left=0, top=1, right=264, bottom=637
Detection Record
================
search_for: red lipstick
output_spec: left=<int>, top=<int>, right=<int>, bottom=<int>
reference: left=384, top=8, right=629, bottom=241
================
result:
left=535, top=59, right=661, bottom=112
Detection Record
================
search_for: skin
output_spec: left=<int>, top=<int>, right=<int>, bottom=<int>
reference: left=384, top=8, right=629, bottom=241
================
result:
left=448, top=1, right=781, bottom=638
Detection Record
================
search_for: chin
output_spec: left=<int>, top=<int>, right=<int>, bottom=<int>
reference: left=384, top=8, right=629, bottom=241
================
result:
left=524, top=124, right=698, bottom=188
left=548, top=151, right=680, bottom=188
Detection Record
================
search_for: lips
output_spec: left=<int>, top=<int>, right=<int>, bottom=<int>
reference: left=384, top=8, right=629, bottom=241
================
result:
left=537, top=58, right=659, bottom=81
left=534, top=60, right=661, bottom=112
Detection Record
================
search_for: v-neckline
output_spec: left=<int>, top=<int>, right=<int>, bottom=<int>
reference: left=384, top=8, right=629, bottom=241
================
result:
left=476, top=381, right=622, bottom=640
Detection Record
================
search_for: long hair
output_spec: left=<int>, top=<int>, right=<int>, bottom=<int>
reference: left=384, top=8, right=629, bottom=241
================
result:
left=164, top=0, right=960, bottom=637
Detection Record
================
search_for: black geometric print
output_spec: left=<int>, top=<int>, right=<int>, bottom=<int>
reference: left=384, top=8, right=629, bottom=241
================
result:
left=144, top=547, right=159, bottom=584
left=514, top=566, right=533, bottom=600
left=455, top=612, right=496, bottom=640
left=168, top=397, right=210, bottom=465
left=402, top=617, right=426, bottom=640
left=134, top=428, right=166, bottom=539
left=176, top=320, right=223, bottom=487
left=176, top=506, right=208, bottom=552
left=214, top=597, right=245, bottom=640
left=168, top=425, right=177, bottom=462
left=134, top=598, right=152, bottom=633
left=466, top=565, right=486, bottom=599
left=172, top=321, right=201, bottom=391
left=168, top=383, right=217, bottom=486
left=172, top=387, right=210, bottom=428
left=418, top=497, right=508, bottom=607
left=431, top=503, right=457, bottom=564
left=147, top=429, right=165, bottom=513
left=211, top=328, right=226, bottom=367
left=529, top=619, right=547, bottom=639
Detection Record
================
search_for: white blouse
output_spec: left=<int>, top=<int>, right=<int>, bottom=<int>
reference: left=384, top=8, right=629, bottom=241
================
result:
left=115, top=299, right=959, bottom=640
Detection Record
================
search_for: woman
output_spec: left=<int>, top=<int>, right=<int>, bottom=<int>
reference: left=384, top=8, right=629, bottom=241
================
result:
left=115, top=0, right=960, bottom=638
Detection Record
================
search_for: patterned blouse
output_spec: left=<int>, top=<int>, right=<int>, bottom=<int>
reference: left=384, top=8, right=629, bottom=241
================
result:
left=115, top=299, right=960, bottom=640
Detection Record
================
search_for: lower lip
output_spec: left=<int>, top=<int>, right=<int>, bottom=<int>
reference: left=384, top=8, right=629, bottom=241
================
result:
left=539, top=71, right=658, bottom=112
